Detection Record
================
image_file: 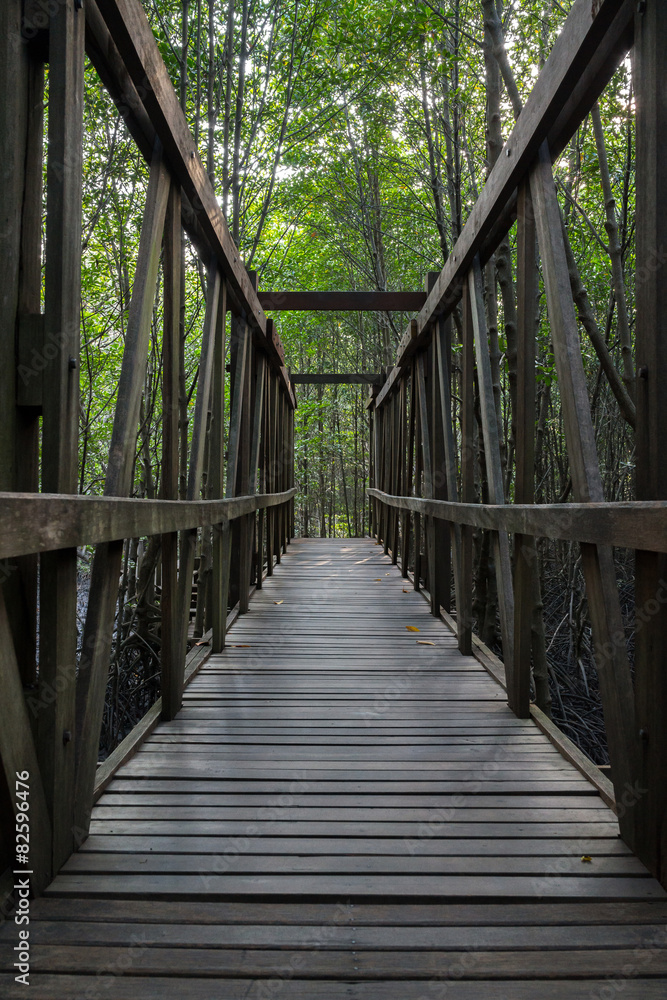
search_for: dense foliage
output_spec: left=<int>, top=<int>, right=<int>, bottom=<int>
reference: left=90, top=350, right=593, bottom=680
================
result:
left=74, top=0, right=636, bottom=761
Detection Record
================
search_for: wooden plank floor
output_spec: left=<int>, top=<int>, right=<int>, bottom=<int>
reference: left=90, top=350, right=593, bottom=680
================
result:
left=2, top=537, right=666, bottom=998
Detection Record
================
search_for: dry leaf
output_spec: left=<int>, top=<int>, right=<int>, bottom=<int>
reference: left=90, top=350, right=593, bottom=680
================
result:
left=374, top=578, right=382, bottom=582
left=581, top=856, right=593, bottom=863
left=402, top=589, right=409, bottom=593
left=233, top=644, right=251, bottom=648
left=417, top=640, right=435, bottom=646
left=195, top=641, right=210, bottom=647
left=274, top=600, right=284, bottom=605
left=406, top=626, right=420, bottom=632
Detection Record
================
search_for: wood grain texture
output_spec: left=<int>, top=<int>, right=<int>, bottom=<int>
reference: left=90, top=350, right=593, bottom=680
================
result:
left=0, top=488, right=297, bottom=559
left=6, top=539, right=663, bottom=997
left=368, top=490, right=667, bottom=553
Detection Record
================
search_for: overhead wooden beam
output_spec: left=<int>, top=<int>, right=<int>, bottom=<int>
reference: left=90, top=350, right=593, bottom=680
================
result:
left=366, top=491, right=667, bottom=555
left=375, top=0, right=634, bottom=408
left=259, top=291, right=427, bottom=312
left=291, top=374, right=383, bottom=385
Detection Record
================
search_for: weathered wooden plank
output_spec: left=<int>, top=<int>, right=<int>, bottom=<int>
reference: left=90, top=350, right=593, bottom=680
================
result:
left=61, top=853, right=645, bottom=877
left=43, top=873, right=664, bottom=900
left=76, top=835, right=627, bottom=855
left=366, top=492, right=667, bottom=554
left=0, top=488, right=296, bottom=560
left=1, top=977, right=665, bottom=1000
left=21, top=897, right=667, bottom=925
left=7, top=919, right=664, bottom=948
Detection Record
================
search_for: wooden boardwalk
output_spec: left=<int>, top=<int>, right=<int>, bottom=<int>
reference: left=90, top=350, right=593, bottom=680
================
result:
left=2, top=537, right=667, bottom=998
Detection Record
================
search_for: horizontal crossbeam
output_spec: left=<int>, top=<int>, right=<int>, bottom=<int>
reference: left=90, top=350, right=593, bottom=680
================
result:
left=259, top=291, right=427, bottom=312
left=291, top=374, right=383, bottom=385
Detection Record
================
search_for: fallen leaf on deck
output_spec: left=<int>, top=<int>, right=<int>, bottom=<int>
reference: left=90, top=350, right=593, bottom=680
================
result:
left=406, top=626, right=420, bottom=632
left=581, top=856, right=593, bottom=863
left=233, top=645, right=251, bottom=648
left=375, top=578, right=382, bottom=582
left=417, top=640, right=435, bottom=646
left=274, top=600, right=284, bottom=605
left=402, top=589, right=409, bottom=593
left=195, top=641, right=210, bottom=647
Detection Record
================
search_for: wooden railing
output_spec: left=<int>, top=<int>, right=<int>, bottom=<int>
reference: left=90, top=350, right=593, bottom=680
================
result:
left=0, top=0, right=296, bottom=894
left=368, top=0, right=667, bottom=889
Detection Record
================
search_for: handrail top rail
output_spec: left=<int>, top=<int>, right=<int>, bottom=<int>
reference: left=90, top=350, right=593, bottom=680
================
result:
left=0, top=488, right=298, bottom=560
left=368, top=488, right=667, bottom=554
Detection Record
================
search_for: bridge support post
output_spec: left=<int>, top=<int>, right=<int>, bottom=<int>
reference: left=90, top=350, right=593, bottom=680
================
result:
left=39, top=0, right=85, bottom=871
left=634, top=0, right=667, bottom=887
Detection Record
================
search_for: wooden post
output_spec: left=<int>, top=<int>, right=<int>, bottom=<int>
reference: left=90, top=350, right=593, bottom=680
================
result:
left=256, top=357, right=269, bottom=588
left=459, top=282, right=475, bottom=656
left=390, top=393, right=400, bottom=563
left=247, top=351, right=266, bottom=590
left=39, top=0, right=85, bottom=869
left=434, top=315, right=463, bottom=624
left=172, top=264, right=222, bottom=716
left=431, top=321, right=451, bottom=615
left=416, top=351, right=437, bottom=614
left=634, top=0, right=667, bottom=885
left=220, top=314, right=250, bottom=634
left=266, top=370, right=275, bottom=575
left=468, top=258, right=516, bottom=698
left=0, top=592, right=52, bottom=893
left=160, top=184, right=182, bottom=716
left=399, top=380, right=409, bottom=575
left=211, top=282, right=229, bottom=650
left=4, top=36, right=44, bottom=687
left=512, top=182, right=538, bottom=720
left=530, top=141, right=639, bottom=847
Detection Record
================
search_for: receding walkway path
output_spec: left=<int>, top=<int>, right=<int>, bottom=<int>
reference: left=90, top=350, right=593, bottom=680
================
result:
left=2, top=537, right=666, bottom=998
